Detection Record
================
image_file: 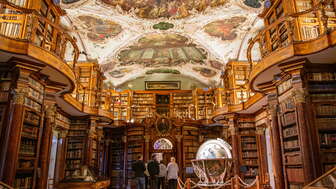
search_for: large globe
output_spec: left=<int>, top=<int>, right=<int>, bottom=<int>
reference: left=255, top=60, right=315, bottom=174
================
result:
left=191, top=139, right=233, bottom=186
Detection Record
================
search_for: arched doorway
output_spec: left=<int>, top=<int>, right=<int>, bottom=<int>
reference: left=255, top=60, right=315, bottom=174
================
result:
left=151, top=138, right=176, bottom=165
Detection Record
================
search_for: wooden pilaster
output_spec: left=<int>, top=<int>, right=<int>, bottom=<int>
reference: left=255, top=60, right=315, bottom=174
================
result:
left=2, top=89, right=26, bottom=186
left=37, top=103, right=56, bottom=189
left=267, top=95, right=285, bottom=189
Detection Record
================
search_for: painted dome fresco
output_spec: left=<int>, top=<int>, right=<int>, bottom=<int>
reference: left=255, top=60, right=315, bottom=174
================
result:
left=60, top=0, right=265, bottom=88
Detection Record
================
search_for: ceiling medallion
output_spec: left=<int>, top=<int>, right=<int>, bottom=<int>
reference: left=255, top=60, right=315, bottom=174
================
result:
left=153, top=22, right=174, bottom=30
left=100, top=0, right=229, bottom=19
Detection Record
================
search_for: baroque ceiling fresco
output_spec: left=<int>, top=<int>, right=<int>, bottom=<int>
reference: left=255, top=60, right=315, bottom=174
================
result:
left=60, top=0, right=265, bottom=88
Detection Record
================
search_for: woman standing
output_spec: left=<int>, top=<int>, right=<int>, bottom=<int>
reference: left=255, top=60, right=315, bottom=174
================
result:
left=166, top=157, right=179, bottom=189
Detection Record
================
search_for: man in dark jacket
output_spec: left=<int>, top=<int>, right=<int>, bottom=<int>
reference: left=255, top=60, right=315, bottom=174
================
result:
left=132, top=155, right=146, bottom=189
left=147, top=154, right=160, bottom=189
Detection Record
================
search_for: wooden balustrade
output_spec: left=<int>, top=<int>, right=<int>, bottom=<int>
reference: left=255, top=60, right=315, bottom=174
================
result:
left=0, top=1, right=79, bottom=70
left=247, top=0, right=336, bottom=64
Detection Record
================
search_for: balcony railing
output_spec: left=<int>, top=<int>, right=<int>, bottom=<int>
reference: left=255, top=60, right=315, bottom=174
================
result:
left=0, top=1, right=79, bottom=69
left=247, top=0, right=336, bottom=63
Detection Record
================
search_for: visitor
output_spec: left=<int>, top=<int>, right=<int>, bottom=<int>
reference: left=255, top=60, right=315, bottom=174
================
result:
left=167, top=157, right=179, bottom=189
left=158, top=160, right=167, bottom=189
left=147, top=154, right=160, bottom=189
left=132, top=155, right=146, bottom=189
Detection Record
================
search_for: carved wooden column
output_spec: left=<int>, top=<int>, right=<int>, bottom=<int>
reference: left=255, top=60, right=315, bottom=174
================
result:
left=38, top=103, right=56, bottom=189
left=103, top=139, right=110, bottom=177
left=228, top=114, right=239, bottom=176
left=2, top=88, right=27, bottom=186
left=176, top=135, right=183, bottom=174
left=256, top=126, right=269, bottom=186
left=267, top=97, right=285, bottom=189
left=144, top=135, right=151, bottom=162
left=122, top=135, right=128, bottom=188
left=55, top=130, right=68, bottom=183
left=292, top=88, right=315, bottom=183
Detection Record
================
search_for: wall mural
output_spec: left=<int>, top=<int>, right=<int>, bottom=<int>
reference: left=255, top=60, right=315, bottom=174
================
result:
left=117, top=33, right=207, bottom=67
left=77, top=16, right=122, bottom=43
left=204, top=17, right=247, bottom=40
left=193, top=67, right=217, bottom=78
left=101, top=0, right=228, bottom=19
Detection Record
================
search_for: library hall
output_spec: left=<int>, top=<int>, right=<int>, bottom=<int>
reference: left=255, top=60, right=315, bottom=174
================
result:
left=0, top=0, right=336, bottom=189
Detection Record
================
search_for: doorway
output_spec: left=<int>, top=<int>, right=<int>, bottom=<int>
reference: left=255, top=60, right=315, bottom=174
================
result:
left=152, top=138, right=176, bottom=165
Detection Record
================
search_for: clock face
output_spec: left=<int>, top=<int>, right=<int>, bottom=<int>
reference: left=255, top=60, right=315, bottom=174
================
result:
left=196, top=139, right=232, bottom=160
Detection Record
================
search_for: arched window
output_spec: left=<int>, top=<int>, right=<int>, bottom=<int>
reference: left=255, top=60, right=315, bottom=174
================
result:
left=153, top=138, right=173, bottom=150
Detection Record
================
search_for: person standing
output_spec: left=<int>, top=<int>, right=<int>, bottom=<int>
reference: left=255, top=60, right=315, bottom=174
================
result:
left=132, top=155, right=146, bottom=189
left=158, top=161, right=167, bottom=189
left=166, top=157, right=179, bottom=189
left=147, top=154, right=160, bottom=189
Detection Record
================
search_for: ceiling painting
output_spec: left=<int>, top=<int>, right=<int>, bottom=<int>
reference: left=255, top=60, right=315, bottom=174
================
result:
left=76, top=15, right=122, bottom=43
left=61, top=0, right=264, bottom=88
left=204, top=17, right=247, bottom=40
left=146, top=69, right=181, bottom=75
left=101, top=0, right=229, bottom=19
left=117, top=33, right=207, bottom=67
left=109, top=68, right=133, bottom=78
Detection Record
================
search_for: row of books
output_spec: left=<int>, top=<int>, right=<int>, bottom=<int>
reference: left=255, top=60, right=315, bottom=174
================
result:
left=19, top=140, right=36, bottom=156
left=24, top=111, right=40, bottom=125
left=320, top=133, right=336, bottom=146
left=242, top=151, right=258, bottom=158
left=241, top=143, right=257, bottom=149
left=56, top=113, right=70, bottom=124
left=320, top=152, right=336, bottom=162
left=27, top=88, right=43, bottom=103
left=67, top=142, right=84, bottom=149
left=284, top=139, right=300, bottom=149
left=21, top=126, right=39, bottom=139
left=243, top=159, right=259, bottom=165
left=307, top=72, right=336, bottom=81
left=68, top=130, right=87, bottom=136
left=283, top=126, right=298, bottom=137
left=284, top=153, right=301, bottom=164
left=66, top=149, right=83, bottom=159
left=282, top=112, right=296, bottom=125
left=241, top=137, right=257, bottom=143
left=316, top=105, right=336, bottom=116
left=24, top=97, right=42, bottom=112
left=14, top=176, right=33, bottom=189
left=28, top=78, right=44, bottom=92
left=277, top=79, right=292, bottom=94
left=308, top=83, right=336, bottom=91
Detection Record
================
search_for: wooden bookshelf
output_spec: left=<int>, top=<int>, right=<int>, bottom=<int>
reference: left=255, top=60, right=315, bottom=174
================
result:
left=65, top=119, right=89, bottom=177
left=195, top=89, right=215, bottom=120
left=131, top=92, right=155, bottom=121
left=182, top=126, right=199, bottom=172
left=108, top=128, right=125, bottom=189
left=237, top=117, right=259, bottom=184
left=278, top=93, right=305, bottom=188
left=172, top=92, right=194, bottom=119
left=126, top=126, right=144, bottom=181
left=308, top=70, right=336, bottom=173
left=14, top=77, right=45, bottom=189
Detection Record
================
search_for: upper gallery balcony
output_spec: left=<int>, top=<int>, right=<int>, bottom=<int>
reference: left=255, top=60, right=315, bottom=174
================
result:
left=0, top=0, right=79, bottom=93
left=247, top=0, right=336, bottom=91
